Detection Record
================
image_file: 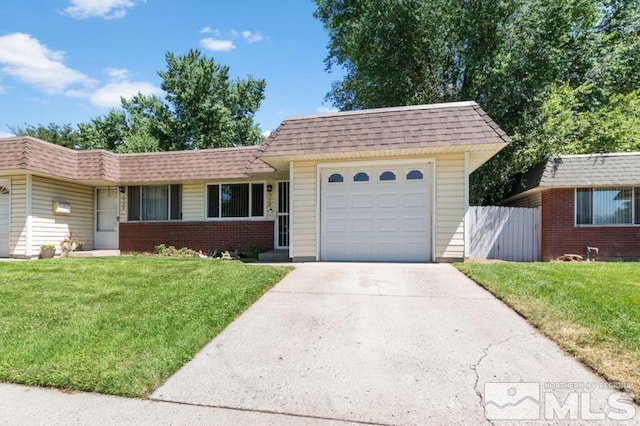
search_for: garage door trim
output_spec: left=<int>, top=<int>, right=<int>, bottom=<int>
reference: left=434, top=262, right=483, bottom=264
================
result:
left=316, top=158, right=436, bottom=262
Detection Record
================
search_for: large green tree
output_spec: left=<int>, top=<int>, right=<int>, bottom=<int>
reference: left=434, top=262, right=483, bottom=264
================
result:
left=315, top=0, right=640, bottom=204
left=11, top=50, right=266, bottom=153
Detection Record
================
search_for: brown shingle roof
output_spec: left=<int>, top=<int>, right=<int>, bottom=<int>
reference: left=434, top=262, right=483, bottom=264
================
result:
left=257, top=101, right=510, bottom=159
left=0, top=137, right=273, bottom=183
left=118, top=146, right=273, bottom=182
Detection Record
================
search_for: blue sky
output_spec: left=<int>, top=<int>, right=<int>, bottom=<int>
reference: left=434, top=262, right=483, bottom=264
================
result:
left=0, top=0, right=343, bottom=137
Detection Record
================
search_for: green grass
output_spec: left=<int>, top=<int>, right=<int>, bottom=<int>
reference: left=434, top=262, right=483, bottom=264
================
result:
left=0, top=257, right=290, bottom=397
left=456, top=262, right=640, bottom=400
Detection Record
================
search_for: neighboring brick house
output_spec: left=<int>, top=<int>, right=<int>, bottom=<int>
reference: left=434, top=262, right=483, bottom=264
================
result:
left=0, top=101, right=510, bottom=261
left=503, top=153, right=640, bottom=260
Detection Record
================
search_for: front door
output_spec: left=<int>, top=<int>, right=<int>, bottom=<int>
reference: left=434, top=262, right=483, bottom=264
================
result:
left=0, top=179, right=10, bottom=257
left=276, top=181, right=290, bottom=249
left=95, top=187, right=119, bottom=249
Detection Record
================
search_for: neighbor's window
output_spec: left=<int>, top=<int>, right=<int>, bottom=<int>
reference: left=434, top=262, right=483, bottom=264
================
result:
left=576, top=187, right=638, bottom=225
left=127, top=184, right=182, bottom=221
left=207, top=183, right=264, bottom=218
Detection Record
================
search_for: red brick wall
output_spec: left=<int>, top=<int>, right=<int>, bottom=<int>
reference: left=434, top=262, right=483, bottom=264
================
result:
left=542, top=189, right=640, bottom=260
left=119, top=221, right=274, bottom=253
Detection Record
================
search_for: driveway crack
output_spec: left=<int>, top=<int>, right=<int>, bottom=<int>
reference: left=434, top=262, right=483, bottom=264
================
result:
left=470, top=335, right=519, bottom=426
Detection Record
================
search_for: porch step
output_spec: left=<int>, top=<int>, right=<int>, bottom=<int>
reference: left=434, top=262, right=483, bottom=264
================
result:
left=68, top=250, right=121, bottom=258
left=258, top=250, right=290, bottom=262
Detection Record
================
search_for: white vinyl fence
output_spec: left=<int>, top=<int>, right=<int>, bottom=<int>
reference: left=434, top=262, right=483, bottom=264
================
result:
left=466, top=206, right=541, bottom=261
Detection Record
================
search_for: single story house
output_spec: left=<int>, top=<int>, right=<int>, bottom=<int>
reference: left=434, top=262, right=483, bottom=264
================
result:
left=503, top=152, right=640, bottom=260
left=0, top=101, right=510, bottom=262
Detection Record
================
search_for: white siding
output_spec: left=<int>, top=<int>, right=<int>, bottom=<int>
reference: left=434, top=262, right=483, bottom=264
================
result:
left=30, top=176, right=94, bottom=254
left=436, top=154, right=465, bottom=260
left=290, top=161, right=317, bottom=259
left=183, top=182, right=205, bottom=221
left=9, top=175, right=27, bottom=257
left=469, top=150, right=497, bottom=172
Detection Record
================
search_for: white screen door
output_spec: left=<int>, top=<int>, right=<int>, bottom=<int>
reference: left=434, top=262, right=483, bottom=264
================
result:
left=0, top=180, right=10, bottom=257
left=276, top=181, right=290, bottom=249
left=95, top=188, right=119, bottom=249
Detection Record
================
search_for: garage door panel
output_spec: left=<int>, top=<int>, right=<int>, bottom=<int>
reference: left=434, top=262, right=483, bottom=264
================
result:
left=325, top=243, right=347, bottom=258
left=377, top=217, right=399, bottom=232
left=351, top=194, right=372, bottom=208
left=321, top=163, right=432, bottom=262
left=326, top=217, right=346, bottom=232
left=402, top=217, right=428, bottom=232
left=351, top=217, right=372, bottom=232
left=403, top=192, right=427, bottom=207
left=377, top=193, right=399, bottom=208
left=326, top=194, right=346, bottom=209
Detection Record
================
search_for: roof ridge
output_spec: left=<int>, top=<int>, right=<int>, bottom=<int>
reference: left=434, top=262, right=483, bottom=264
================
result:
left=118, top=144, right=260, bottom=157
left=283, top=101, right=478, bottom=122
left=472, top=104, right=512, bottom=143
left=552, top=151, right=640, bottom=159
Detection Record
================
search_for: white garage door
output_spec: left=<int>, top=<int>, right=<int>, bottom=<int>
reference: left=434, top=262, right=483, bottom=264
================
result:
left=0, top=179, right=10, bottom=258
left=320, top=162, right=432, bottom=262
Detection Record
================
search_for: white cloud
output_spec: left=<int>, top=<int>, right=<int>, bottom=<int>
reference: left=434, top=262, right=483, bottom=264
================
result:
left=90, top=80, right=162, bottom=108
left=0, top=33, right=160, bottom=109
left=317, top=105, right=339, bottom=114
left=198, top=28, right=264, bottom=48
left=89, top=67, right=162, bottom=108
left=200, top=38, right=235, bottom=52
left=64, top=0, right=137, bottom=20
left=0, top=33, right=95, bottom=94
left=104, top=67, right=131, bottom=81
left=0, top=132, right=15, bottom=138
left=242, top=31, right=263, bottom=43
left=261, top=130, right=272, bottom=138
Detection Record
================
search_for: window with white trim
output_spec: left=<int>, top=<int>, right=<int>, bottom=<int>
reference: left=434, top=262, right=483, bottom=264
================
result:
left=576, top=187, right=640, bottom=225
left=379, top=171, right=396, bottom=181
left=207, top=183, right=264, bottom=218
left=353, top=172, right=369, bottom=182
left=127, top=185, right=182, bottom=221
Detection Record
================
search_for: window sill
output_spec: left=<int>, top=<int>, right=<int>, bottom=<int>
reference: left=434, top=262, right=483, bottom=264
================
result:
left=575, top=224, right=640, bottom=228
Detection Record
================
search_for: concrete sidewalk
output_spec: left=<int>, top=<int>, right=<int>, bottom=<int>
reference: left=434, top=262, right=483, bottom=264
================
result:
left=0, top=383, right=354, bottom=425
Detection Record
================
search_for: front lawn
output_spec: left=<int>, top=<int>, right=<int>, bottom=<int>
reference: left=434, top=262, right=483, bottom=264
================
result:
left=0, top=257, right=290, bottom=397
left=456, top=262, right=640, bottom=400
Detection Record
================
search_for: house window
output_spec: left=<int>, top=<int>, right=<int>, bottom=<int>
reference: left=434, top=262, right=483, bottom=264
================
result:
left=127, top=184, right=182, bottom=221
left=328, top=173, right=344, bottom=183
left=207, top=183, right=264, bottom=218
left=407, top=170, right=424, bottom=180
left=379, top=171, right=396, bottom=181
left=353, top=172, right=369, bottom=182
left=576, top=187, right=638, bottom=225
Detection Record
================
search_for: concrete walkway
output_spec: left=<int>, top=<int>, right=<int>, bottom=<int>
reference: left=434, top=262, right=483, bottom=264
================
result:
left=2, top=263, right=638, bottom=425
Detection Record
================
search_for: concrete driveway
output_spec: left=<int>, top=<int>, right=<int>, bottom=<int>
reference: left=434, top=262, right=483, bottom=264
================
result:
left=152, top=263, right=638, bottom=425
